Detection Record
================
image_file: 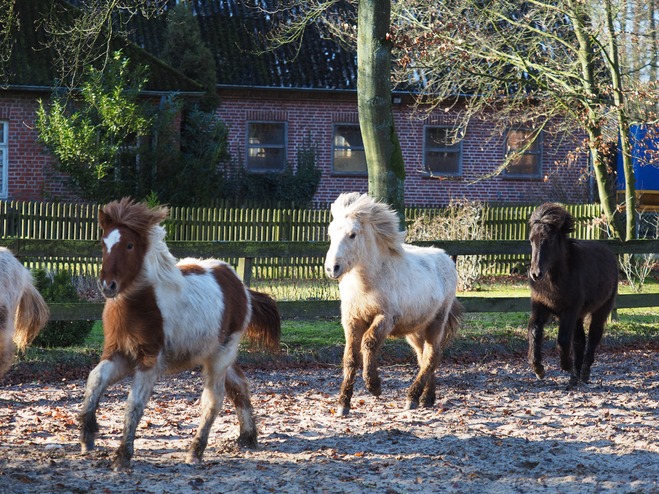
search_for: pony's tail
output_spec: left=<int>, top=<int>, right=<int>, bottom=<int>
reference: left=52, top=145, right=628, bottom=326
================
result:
left=245, top=290, right=281, bottom=353
left=14, top=283, right=49, bottom=351
left=441, top=298, right=464, bottom=348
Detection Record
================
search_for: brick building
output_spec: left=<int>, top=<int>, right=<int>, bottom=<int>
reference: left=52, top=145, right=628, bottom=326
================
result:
left=1, top=0, right=592, bottom=206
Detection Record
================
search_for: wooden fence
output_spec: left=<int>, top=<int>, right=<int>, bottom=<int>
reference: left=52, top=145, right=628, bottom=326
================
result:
left=0, top=200, right=603, bottom=278
left=1, top=238, right=657, bottom=321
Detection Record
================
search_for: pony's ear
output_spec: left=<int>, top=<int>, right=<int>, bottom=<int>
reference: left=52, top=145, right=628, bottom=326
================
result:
left=560, top=212, right=575, bottom=235
left=151, top=206, right=169, bottom=226
left=98, top=208, right=112, bottom=231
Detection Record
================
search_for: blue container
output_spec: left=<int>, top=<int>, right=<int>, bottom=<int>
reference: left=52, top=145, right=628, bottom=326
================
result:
left=617, top=125, right=659, bottom=191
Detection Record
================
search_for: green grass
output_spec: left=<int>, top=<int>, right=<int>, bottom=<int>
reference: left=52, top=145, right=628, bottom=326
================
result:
left=4, top=276, right=659, bottom=383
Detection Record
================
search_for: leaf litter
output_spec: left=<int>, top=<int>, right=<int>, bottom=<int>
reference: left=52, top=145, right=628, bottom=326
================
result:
left=0, top=346, right=658, bottom=493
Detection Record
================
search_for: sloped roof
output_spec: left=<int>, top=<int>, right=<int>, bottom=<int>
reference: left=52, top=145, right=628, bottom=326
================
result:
left=4, top=0, right=202, bottom=93
left=126, top=0, right=359, bottom=90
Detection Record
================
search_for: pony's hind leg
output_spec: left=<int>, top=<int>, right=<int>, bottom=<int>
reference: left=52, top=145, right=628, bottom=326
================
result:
left=186, top=357, right=230, bottom=464
left=225, top=364, right=257, bottom=448
left=528, top=303, right=550, bottom=379
left=79, top=356, right=131, bottom=454
left=582, top=303, right=611, bottom=384
left=405, top=318, right=443, bottom=410
left=571, top=318, right=586, bottom=388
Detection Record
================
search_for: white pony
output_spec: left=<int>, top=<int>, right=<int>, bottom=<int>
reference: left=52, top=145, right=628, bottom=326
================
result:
left=325, top=193, right=462, bottom=415
left=0, top=247, right=50, bottom=377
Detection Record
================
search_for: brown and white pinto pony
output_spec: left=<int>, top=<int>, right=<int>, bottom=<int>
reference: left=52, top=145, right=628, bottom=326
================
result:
left=325, top=193, right=463, bottom=415
left=0, top=247, right=50, bottom=377
left=79, top=198, right=280, bottom=471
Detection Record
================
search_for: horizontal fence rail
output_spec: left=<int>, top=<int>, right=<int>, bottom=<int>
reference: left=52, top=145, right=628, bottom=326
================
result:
left=3, top=238, right=659, bottom=259
left=0, top=238, right=656, bottom=321
left=46, top=292, right=659, bottom=321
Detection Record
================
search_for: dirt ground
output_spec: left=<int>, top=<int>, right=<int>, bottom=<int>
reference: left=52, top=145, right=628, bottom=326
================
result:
left=0, top=346, right=658, bottom=494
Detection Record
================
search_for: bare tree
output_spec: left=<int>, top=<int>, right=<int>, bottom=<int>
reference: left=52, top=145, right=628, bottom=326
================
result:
left=41, top=0, right=166, bottom=87
left=262, top=0, right=405, bottom=216
left=392, top=0, right=659, bottom=240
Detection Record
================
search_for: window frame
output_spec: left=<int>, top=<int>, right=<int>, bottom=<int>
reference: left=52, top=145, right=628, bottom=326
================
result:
left=503, top=128, right=543, bottom=179
left=245, top=121, right=288, bottom=173
left=0, top=121, right=7, bottom=198
left=331, top=123, right=368, bottom=176
left=422, top=125, right=464, bottom=177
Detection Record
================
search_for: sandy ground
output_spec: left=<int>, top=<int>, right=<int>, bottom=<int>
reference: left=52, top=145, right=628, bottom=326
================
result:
left=0, top=347, right=658, bottom=494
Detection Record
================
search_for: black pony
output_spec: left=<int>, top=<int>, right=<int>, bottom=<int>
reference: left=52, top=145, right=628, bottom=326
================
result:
left=527, top=203, right=618, bottom=389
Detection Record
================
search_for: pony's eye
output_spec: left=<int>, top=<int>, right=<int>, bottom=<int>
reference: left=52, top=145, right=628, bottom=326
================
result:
left=349, top=232, right=357, bottom=239
left=127, top=243, right=133, bottom=250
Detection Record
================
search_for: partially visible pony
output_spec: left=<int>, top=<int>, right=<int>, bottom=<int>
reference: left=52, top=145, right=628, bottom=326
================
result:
left=527, top=203, right=618, bottom=389
left=325, top=192, right=463, bottom=415
left=79, top=198, right=281, bottom=471
left=0, top=247, right=50, bottom=378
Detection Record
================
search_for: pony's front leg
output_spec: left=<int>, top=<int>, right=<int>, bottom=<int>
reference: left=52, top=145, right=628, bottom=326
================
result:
left=362, top=314, right=391, bottom=398
left=527, top=303, right=550, bottom=379
left=79, top=356, right=131, bottom=453
left=337, top=317, right=366, bottom=416
left=113, top=366, right=160, bottom=471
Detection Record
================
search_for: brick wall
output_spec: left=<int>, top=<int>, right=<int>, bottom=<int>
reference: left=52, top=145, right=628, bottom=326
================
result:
left=0, top=91, right=72, bottom=201
left=1, top=87, right=592, bottom=206
left=218, top=88, right=592, bottom=206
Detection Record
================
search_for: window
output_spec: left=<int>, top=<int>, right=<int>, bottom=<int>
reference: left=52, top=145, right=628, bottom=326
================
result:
left=504, top=129, right=542, bottom=178
left=423, top=126, right=463, bottom=176
left=246, top=122, right=287, bottom=172
left=0, top=121, right=7, bottom=198
left=332, top=124, right=367, bottom=174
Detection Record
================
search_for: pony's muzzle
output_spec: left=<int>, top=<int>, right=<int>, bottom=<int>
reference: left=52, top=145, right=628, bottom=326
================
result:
left=325, top=263, right=342, bottom=279
left=529, top=269, right=544, bottom=282
left=101, top=279, right=119, bottom=298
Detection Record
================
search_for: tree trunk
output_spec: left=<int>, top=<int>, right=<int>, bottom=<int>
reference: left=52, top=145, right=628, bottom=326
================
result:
left=568, top=0, right=624, bottom=239
left=606, top=0, right=636, bottom=241
left=357, top=0, right=405, bottom=223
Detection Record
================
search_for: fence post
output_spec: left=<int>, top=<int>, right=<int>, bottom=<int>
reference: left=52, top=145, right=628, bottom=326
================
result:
left=237, top=257, right=253, bottom=287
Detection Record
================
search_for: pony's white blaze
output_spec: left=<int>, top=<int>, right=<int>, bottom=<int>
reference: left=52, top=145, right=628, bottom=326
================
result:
left=103, top=229, right=121, bottom=254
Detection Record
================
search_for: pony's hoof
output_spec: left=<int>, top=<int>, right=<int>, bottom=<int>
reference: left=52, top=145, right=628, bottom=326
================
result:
left=404, top=400, right=418, bottom=411
left=336, top=406, right=350, bottom=416
left=185, top=453, right=202, bottom=465
left=80, top=441, right=95, bottom=454
left=112, top=458, right=130, bottom=472
left=236, top=432, right=258, bottom=450
left=419, top=398, right=435, bottom=408
left=533, top=365, right=545, bottom=380
left=566, top=376, right=580, bottom=390
left=365, top=380, right=382, bottom=397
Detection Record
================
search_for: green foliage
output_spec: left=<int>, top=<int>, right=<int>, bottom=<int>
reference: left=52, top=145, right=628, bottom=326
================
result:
left=221, top=134, right=322, bottom=207
left=158, top=107, right=231, bottom=206
left=31, top=270, right=94, bottom=348
left=160, top=3, right=219, bottom=112
left=36, top=51, right=153, bottom=203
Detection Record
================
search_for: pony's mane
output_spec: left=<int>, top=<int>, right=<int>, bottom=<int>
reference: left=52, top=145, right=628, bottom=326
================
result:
left=331, top=192, right=405, bottom=254
left=529, top=203, right=575, bottom=235
left=99, top=197, right=169, bottom=236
